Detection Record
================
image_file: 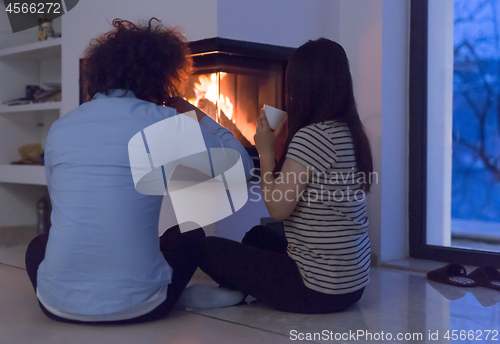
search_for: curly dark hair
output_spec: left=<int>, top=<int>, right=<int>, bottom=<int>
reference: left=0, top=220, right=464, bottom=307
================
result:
left=82, top=18, right=192, bottom=105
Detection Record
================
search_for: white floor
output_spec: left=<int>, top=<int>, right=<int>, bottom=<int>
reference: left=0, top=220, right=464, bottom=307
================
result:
left=1, top=246, right=500, bottom=343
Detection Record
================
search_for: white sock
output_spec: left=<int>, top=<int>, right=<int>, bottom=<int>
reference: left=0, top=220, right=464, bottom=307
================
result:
left=178, top=284, right=245, bottom=309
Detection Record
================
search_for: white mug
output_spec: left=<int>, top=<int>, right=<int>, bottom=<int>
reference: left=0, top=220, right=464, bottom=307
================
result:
left=263, top=105, right=287, bottom=130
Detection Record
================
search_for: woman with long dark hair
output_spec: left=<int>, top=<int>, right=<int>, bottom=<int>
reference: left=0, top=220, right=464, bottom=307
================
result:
left=192, top=38, right=373, bottom=313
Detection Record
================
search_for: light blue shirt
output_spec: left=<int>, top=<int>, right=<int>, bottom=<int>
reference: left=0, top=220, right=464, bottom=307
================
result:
left=37, top=90, right=253, bottom=316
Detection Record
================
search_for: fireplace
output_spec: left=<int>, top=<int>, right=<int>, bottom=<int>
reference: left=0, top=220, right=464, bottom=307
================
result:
left=185, top=38, right=295, bottom=165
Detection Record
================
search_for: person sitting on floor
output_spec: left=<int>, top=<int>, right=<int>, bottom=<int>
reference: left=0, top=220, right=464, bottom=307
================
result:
left=189, top=38, right=373, bottom=314
left=25, top=18, right=253, bottom=324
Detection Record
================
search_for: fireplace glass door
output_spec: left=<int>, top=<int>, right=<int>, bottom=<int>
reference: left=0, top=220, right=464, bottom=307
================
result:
left=184, top=65, right=283, bottom=149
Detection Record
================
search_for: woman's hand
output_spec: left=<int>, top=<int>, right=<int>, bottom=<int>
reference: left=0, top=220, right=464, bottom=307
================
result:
left=254, top=109, right=286, bottom=157
left=274, top=117, right=288, bottom=160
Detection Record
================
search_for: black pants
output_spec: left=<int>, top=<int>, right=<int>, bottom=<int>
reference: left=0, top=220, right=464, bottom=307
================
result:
left=25, top=226, right=205, bottom=324
left=195, top=225, right=364, bottom=314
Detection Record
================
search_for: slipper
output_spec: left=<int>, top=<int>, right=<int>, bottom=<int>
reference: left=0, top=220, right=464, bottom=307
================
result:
left=426, top=263, right=475, bottom=287
left=467, top=266, right=500, bottom=291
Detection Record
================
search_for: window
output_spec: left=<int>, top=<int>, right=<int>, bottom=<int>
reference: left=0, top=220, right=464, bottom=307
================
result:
left=410, top=0, right=500, bottom=265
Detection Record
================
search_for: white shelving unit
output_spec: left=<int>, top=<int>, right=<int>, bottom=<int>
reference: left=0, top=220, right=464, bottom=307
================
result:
left=0, top=38, right=61, bottom=60
left=0, top=39, right=61, bottom=186
left=0, top=101, right=61, bottom=114
left=0, top=165, right=46, bottom=185
left=0, top=26, right=62, bottom=227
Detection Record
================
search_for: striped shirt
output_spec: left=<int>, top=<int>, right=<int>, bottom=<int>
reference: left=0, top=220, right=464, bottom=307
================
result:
left=284, top=121, right=370, bottom=295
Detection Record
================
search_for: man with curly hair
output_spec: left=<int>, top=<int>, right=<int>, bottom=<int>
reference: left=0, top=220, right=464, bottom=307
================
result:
left=24, top=18, right=253, bottom=324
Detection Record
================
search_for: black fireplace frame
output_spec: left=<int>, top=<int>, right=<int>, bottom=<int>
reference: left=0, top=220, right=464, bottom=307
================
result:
left=188, top=37, right=295, bottom=113
left=189, top=37, right=295, bottom=62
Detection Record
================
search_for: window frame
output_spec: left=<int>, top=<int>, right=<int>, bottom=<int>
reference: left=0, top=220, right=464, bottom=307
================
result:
left=409, top=0, right=500, bottom=267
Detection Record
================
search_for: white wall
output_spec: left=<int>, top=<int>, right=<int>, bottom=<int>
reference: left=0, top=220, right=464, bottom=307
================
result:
left=217, top=0, right=337, bottom=48
left=336, top=0, right=410, bottom=263
left=337, top=0, right=384, bottom=264
left=380, top=0, right=410, bottom=262
left=426, top=0, right=453, bottom=247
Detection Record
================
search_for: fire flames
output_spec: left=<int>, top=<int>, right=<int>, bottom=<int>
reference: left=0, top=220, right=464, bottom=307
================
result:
left=191, top=73, right=234, bottom=122
left=189, top=72, right=255, bottom=145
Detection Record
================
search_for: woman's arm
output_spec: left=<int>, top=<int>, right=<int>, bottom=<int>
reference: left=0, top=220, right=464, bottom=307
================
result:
left=255, top=113, right=310, bottom=221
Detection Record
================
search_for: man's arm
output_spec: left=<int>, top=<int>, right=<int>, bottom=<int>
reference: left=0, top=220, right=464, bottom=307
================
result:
left=168, top=97, right=207, bottom=122
left=168, top=98, right=254, bottom=180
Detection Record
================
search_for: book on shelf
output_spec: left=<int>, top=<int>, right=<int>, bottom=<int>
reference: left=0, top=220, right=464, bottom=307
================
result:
left=2, top=83, right=61, bottom=106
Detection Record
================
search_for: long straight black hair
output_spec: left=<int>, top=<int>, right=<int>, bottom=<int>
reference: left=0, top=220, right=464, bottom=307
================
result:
left=275, top=38, right=374, bottom=192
